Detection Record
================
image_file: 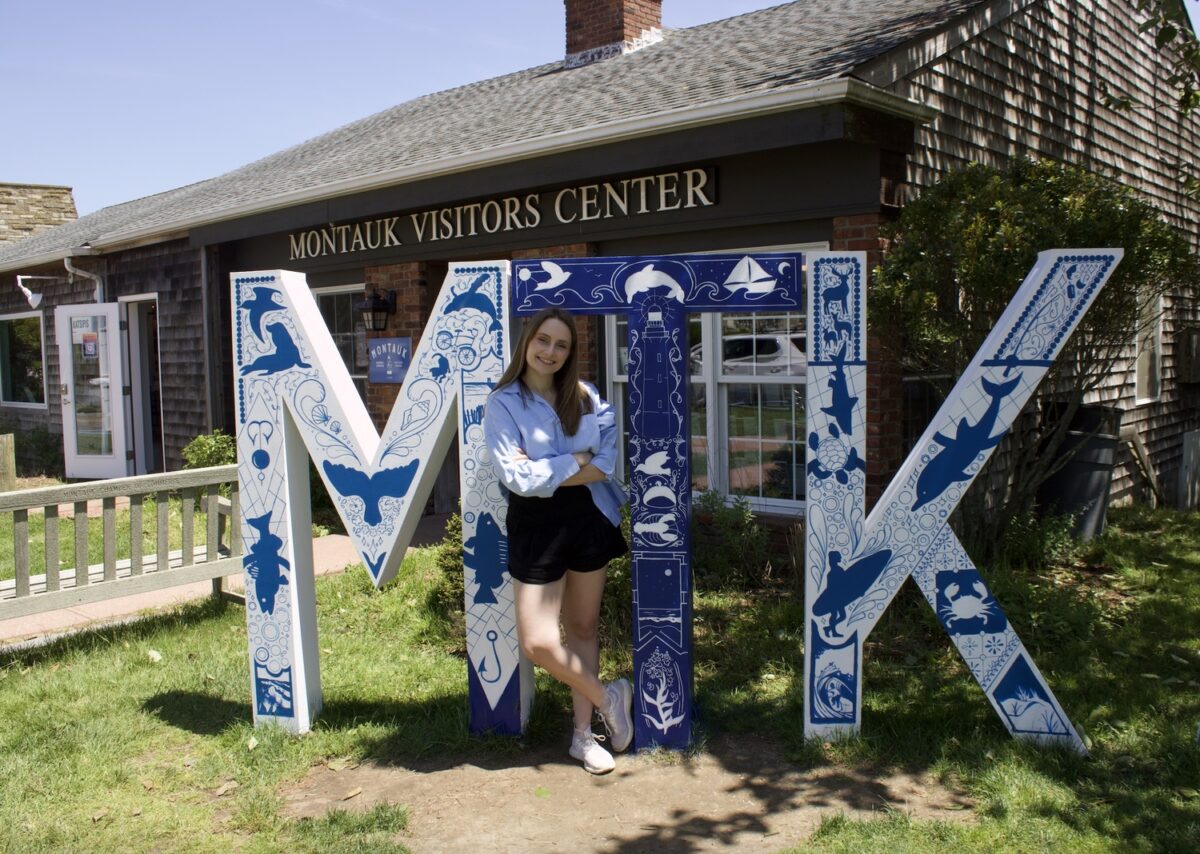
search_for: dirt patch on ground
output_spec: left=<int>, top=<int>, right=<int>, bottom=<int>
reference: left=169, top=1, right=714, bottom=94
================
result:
left=282, top=734, right=974, bottom=852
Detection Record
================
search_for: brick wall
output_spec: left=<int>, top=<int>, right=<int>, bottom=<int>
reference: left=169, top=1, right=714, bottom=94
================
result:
left=364, top=261, right=433, bottom=431
left=832, top=213, right=902, bottom=507
left=0, top=183, right=77, bottom=244
left=565, top=0, right=661, bottom=55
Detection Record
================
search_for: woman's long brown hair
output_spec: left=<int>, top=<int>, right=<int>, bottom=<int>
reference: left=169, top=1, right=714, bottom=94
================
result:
left=494, top=307, right=592, bottom=436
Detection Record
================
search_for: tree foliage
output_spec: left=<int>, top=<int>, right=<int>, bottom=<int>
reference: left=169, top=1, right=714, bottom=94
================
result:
left=875, top=159, right=1198, bottom=558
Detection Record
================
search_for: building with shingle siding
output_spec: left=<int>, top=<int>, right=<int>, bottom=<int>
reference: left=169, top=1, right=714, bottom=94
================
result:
left=0, top=0, right=1195, bottom=513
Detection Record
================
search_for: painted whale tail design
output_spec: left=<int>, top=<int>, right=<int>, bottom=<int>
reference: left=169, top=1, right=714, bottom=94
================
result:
left=981, top=375, right=1021, bottom=401
left=323, top=459, right=420, bottom=526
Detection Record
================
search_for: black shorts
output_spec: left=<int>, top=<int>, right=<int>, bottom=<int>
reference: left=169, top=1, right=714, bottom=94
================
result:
left=506, top=485, right=628, bottom=585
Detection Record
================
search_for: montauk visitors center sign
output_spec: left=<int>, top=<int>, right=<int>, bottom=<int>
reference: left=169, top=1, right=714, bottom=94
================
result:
left=231, top=246, right=1120, bottom=754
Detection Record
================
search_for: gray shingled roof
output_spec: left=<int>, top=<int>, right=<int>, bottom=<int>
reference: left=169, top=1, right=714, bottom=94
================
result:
left=0, top=0, right=984, bottom=271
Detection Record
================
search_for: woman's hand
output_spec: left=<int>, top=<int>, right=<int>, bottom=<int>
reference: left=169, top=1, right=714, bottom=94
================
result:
left=573, top=451, right=594, bottom=469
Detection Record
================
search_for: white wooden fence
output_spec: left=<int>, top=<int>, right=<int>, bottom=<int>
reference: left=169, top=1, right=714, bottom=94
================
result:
left=0, top=465, right=240, bottom=620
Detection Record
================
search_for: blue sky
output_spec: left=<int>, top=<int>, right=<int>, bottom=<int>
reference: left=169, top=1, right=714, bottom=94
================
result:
left=0, top=1, right=777, bottom=216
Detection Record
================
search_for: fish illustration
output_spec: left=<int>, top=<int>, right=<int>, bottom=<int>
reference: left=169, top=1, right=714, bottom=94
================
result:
left=464, top=512, right=507, bottom=605
left=322, top=459, right=420, bottom=526
left=820, top=344, right=857, bottom=435
left=912, top=375, right=1021, bottom=511
left=445, top=273, right=501, bottom=330
left=240, top=323, right=312, bottom=376
left=811, top=548, right=892, bottom=638
left=624, top=264, right=686, bottom=303
left=243, top=511, right=289, bottom=616
left=241, top=287, right=287, bottom=341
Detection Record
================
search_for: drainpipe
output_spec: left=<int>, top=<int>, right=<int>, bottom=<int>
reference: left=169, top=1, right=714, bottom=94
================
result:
left=64, top=256, right=105, bottom=302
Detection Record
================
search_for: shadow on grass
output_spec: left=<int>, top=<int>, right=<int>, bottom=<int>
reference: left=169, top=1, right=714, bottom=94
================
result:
left=142, top=690, right=252, bottom=735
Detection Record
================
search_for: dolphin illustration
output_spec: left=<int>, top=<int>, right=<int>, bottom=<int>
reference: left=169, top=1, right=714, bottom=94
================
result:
left=241, top=287, right=286, bottom=341
left=912, top=375, right=1022, bottom=510
left=811, top=548, right=892, bottom=638
left=240, top=323, right=312, bottom=376
left=624, top=264, right=686, bottom=303
left=445, top=273, right=501, bottom=330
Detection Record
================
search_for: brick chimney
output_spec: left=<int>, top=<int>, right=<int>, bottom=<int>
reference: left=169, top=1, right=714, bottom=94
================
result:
left=564, top=0, right=663, bottom=68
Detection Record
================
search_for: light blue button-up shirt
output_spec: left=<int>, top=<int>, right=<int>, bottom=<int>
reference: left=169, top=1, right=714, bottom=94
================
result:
left=483, top=380, right=627, bottom=527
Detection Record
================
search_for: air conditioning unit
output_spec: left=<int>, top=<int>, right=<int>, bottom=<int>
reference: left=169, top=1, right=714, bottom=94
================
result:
left=1178, top=326, right=1200, bottom=384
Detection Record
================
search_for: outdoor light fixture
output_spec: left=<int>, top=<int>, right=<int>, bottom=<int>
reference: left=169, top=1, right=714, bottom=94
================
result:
left=14, top=275, right=53, bottom=309
left=354, top=288, right=397, bottom=332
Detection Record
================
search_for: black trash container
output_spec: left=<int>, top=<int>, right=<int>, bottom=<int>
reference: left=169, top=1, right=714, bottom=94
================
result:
left=1036, top=405, right=1122, bottom=541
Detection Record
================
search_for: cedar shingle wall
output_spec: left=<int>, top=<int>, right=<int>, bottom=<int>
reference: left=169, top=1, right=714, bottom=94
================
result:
left=105, top=239, right=208, bottom=469
left=885, top=0, right=1200, bottom=504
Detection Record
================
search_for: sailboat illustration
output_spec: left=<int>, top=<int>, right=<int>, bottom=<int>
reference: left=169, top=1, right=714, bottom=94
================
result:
left=723, top=256, right=777, bottom=294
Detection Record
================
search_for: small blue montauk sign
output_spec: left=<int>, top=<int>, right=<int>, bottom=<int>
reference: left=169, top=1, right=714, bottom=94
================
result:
left=368, top=337, right=411, bottom=384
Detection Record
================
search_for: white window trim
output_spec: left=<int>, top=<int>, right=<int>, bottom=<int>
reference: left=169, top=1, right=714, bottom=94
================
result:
left=312, top=283, right=369, bottom=386
left=605, top=241, right=826, bottom=514
left=0, top=309, right=49, bottom=410
left=1135, top=293, right=1163, bottom=405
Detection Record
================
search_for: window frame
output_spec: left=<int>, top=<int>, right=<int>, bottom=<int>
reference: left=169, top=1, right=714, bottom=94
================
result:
left=0, top=309, right=49, bottom=410
left=604, top=241, right=825, bottom=515
left=312, top=283, right=370, bottom=400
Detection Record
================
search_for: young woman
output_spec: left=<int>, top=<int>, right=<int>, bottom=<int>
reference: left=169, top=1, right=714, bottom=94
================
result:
left=483, top=307, right=633, bottom=774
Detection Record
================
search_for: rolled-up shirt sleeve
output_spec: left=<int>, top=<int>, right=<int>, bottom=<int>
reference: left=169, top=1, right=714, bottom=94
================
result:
left=587, top=384, right=619, bottom=477
left=484, top=393, right=581, bottom=497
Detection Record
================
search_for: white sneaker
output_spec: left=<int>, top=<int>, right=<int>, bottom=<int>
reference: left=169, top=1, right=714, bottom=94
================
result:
left=570, top=728, right=615, bottom=774
left=600, top=678, right=634, bottom=753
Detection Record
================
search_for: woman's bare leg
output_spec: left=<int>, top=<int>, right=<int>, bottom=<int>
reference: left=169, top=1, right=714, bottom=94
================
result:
left=513, top=577, right=606, bottom=710
left=561, top=568, right=608, bottom=731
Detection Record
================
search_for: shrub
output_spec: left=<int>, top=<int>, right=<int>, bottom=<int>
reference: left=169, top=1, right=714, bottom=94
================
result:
left=427, top=513, right=465, bottom=630
left=181, top=430, right=236, bottom=468
left=690, top=490, right=771, bottom=589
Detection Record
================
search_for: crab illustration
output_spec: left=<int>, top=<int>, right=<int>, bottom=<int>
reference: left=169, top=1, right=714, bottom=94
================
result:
left=939, top=580, right=997, bottom=628
left=807, top=424, right=865, bottom=484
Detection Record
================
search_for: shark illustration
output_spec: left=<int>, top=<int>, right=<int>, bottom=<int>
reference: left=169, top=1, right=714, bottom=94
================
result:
left=624, top=264, right=686, bottom=303
left=812, top=548, right=893, bottom=638
left=322, top=459, right=420, bottom=526
left=820, top=344, right=857, bottom=435
left=243, top=511, right=290, bottom=616
left=241, top=287, right=287, bottom=341
left=240, top=323, right=312, bottom=376
left=912, top=375, right=1022, bottom=510
left=445, top=273, right=501, bottom=330
left=464, top=512, right=507, bottom=605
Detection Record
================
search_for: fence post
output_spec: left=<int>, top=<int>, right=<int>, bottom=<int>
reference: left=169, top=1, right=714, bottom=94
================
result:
left=0, top=433, right=15, bottom=492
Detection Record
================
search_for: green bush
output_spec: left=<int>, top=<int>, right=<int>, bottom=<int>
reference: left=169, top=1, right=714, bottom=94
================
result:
left=690, top=490, right=771, bottom=589
left=427, top=513, right=465, bottom=631
left=181, top=430, right=236, bottom=468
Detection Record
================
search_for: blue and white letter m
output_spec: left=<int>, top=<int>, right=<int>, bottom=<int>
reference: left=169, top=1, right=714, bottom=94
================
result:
left=232, top=264, right=531, bottom=734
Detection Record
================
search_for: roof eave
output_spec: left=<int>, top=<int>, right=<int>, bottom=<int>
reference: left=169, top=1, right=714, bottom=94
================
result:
left=2, top=78, right=935, bottom=272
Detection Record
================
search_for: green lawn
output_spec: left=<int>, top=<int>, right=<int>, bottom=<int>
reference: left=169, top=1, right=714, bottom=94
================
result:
left=1, top=506, right=1197, bottom=852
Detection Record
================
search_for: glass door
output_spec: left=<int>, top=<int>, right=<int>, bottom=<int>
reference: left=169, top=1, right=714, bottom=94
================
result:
left=55, top=303, right=130, bottom=479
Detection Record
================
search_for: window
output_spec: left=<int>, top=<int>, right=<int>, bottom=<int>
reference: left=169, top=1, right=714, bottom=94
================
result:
left=0, top=311, right=47, bottom=406
left=314, top=286, right=369, bottom=401
left=1136, top=294, right=1162, bottom=403
left=605, top=243, right=823, bottom=513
